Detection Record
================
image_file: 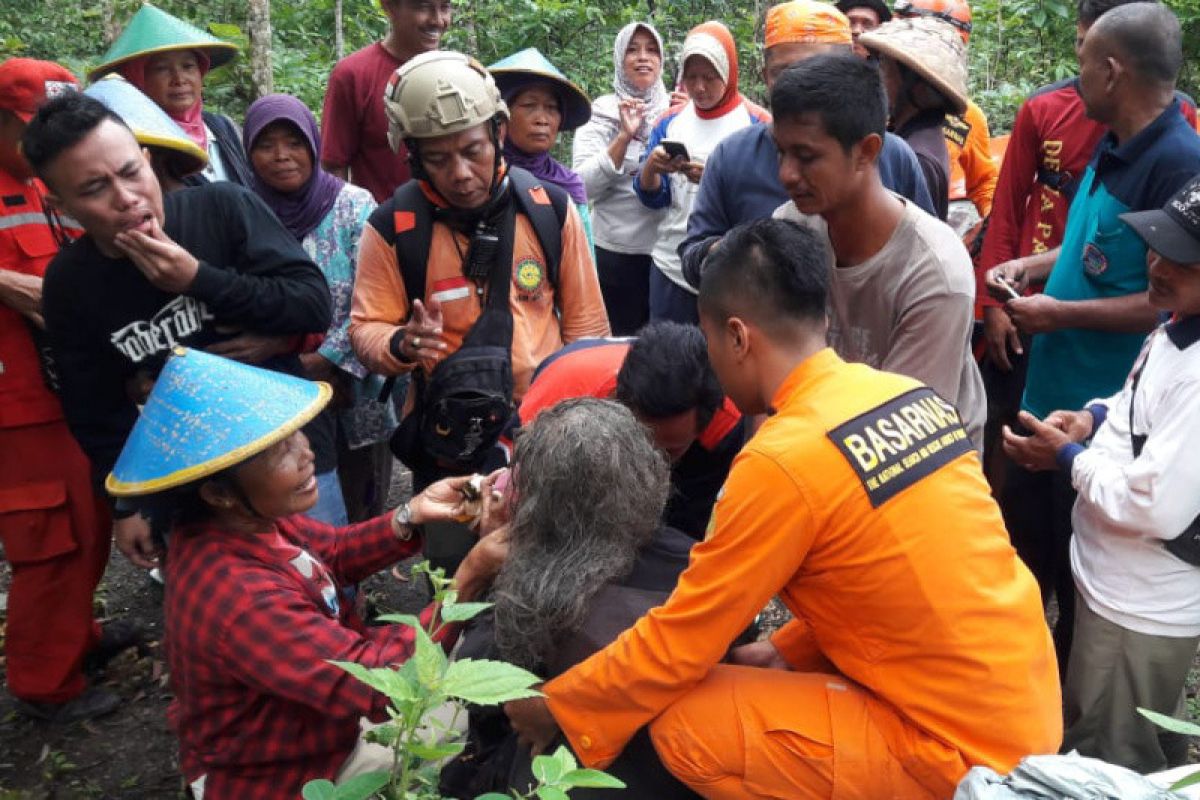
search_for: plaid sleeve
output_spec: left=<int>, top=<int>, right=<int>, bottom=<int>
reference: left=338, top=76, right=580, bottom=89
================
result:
left=217, top=578, right=419, bottom=722
left=291, top=513, right=422, bottom=586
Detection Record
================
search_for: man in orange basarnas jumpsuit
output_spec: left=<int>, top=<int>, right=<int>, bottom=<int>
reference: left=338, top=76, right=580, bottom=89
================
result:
left=0, top=59, right=138, bottom=722
left=506, top=218, right=1062, bottom=799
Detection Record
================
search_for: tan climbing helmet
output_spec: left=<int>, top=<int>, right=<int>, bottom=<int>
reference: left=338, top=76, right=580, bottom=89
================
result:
left=383, top=50, right=508, bottom=152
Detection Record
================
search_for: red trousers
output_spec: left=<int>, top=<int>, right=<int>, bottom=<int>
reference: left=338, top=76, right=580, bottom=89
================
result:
left=0, top=421, right=110, bottom=703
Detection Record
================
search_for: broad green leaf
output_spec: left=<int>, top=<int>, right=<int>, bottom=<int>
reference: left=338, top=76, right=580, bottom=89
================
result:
left=559, top=768, right=626, bottom=790
left=412, top=625, right=449, bottom=689
left=535, top=786, right=570, bottom=800
left=1137, top=708, right=1200, bottom=736
left=408, top=740, right=465, bottom=760
left=301, top=779, right=337, bottom=800
left=1171, top=769, right=1200, bottom=792
left=474, top=794, right=515, bottom=800
left=441, top=659, right=542, bottom=705
left=550, top=745, right=578, bottom=773
left=532, top=752, right=564, bottom=785
left=376, top=613, right=424, bottom=630
left=329, top=660, right=415, bottom=704
left=332, top=770, right=390, bottom=800
left=439, top=601, right=493, bottom=623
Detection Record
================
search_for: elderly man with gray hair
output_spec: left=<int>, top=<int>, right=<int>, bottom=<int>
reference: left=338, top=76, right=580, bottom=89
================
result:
left=441, top=397, right=699, bottom=799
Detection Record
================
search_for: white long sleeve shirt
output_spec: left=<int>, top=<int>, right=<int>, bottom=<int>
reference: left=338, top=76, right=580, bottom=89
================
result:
left=1065, top=316, right=1200, bottom=636
left=571, top=94, right=666, bottom=256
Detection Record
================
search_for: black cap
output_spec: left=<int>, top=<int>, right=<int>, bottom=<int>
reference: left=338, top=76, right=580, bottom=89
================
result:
left=1120, top=174, right=1200, bottom=265
left=836, top=0, right=893, bottom=22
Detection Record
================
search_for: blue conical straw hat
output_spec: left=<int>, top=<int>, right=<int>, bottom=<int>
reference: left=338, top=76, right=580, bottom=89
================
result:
left=488, top=48, right=591, bottom=131
left=85, top=75, right=208, bottom=177
left=106, top=348, right=331, bottom=497
left=88, top=4, right=239, bottom=82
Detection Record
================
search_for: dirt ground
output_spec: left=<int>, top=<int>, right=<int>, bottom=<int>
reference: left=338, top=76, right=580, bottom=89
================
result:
left=0, top=547, right=430, bottom=799
left=0, top=464, right=425, bottom=800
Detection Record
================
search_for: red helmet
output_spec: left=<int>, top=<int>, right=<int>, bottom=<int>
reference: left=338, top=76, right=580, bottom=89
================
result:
left=893, top=0, right=972, bottom=43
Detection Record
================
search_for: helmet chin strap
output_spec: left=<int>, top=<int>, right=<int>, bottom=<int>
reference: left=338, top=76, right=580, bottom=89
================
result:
left=404, top=117, right=513, bottom=229
left=404, top=116, right=507, bottom=202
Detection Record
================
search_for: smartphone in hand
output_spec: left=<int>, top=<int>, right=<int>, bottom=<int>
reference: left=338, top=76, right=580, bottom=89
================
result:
left=660, top=139, right=690, bottom=161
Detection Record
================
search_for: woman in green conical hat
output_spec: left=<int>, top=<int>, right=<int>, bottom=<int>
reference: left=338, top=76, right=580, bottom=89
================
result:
left=488, top=48, right=596, bottom=250
left=90, top=3, right=253, bottom=188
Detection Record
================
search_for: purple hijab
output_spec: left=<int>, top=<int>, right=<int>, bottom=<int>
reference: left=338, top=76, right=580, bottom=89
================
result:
left=502, top=141, right=588, bottom=206
left=501, top=83, right=588, bottom=205
left=243, top=94, right=343, bottom=241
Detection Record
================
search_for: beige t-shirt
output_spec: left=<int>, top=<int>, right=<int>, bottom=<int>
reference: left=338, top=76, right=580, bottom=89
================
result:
left=775, top=198, right=985, bottom=449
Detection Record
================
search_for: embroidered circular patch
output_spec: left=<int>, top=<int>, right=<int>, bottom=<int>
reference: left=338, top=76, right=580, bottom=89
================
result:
left=1082, top=242, right=1109, bottom=276
left=515, top=258, right=545, bottom=293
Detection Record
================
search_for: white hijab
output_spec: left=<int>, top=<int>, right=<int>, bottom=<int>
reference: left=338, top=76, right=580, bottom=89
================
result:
left=601, top=21, right=670, bottom=143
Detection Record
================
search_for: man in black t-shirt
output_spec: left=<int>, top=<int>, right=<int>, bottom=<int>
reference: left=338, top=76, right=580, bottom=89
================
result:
left=22, top=92, right=332, bottom=569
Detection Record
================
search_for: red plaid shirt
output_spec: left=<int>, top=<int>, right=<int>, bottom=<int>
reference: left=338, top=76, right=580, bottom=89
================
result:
left=164, top=513, right=435, bottom=798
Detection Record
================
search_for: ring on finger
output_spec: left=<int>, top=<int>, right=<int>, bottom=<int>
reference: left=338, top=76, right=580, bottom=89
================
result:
left=412, top=336, right=421, bottom=349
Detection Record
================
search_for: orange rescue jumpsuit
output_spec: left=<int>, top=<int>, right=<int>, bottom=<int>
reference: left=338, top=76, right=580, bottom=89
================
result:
left=544, top=349, right=1062, bottom=799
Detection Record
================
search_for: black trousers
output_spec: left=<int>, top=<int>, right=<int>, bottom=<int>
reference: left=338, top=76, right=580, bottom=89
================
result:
left=596, top=246, right=652, bottom=336
left=999, top=449, right=1078, bottom=681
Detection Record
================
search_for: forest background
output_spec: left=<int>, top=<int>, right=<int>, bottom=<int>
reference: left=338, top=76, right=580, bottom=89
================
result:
left=3, top=0, right=1200, bottom=145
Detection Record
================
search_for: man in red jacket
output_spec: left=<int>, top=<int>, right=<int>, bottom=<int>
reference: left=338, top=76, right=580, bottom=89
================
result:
left=0, top=58, right=138, bottom=722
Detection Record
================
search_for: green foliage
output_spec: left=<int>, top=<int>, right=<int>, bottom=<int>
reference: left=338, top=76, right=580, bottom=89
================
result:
left=1137, top=707, right=1200, bottom=791
left=301, top=562, right=621, bottom=800
left=8, top=0, right=1200, bottom=137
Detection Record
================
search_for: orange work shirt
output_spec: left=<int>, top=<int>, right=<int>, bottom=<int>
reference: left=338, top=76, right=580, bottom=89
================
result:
left=349, top=198, right=609, bottom=399
left=946, top=100, right=999, bottom=218
left=545, top=349, right=1061, bottom=796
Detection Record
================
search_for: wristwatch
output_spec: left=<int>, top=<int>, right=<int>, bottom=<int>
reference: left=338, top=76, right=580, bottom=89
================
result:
left=392, top=502, right=417, bottom=541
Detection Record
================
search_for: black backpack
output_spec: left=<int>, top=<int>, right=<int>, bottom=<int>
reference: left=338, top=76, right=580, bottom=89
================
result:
left=387, top=169, right=570, bottom=476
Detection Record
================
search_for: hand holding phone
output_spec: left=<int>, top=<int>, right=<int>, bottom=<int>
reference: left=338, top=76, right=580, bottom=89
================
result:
left=660, top=139, right=690, bottom=161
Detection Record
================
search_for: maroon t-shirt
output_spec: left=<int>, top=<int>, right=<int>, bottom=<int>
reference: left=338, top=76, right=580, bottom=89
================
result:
left=320, top=42, right=412, bottom=203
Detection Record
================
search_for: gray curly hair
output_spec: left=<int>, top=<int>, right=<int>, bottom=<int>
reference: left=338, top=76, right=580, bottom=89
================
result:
left=492, top=398, right=670, bottom=671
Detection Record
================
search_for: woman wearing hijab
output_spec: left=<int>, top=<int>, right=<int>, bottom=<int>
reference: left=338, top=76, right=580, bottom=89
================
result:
left=488, top=48, right=594, bottom=249
left=634, top=21, right=769, bottom=326
left=572, top=22, right=671, bottom=335
left=89, top=4, right=253, bottom=187
left=243, top=94, right=392, bottom=524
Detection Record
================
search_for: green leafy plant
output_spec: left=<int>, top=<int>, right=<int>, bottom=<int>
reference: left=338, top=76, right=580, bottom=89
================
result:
left=302, top=562, right=624, bottom=800
left=1137, top=707, right=1200, bottom=792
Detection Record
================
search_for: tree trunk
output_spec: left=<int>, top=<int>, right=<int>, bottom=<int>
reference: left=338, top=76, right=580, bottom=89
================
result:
left=334, top=0, right=344, bottom=60
left=247, top=0, right=273, bottom=99
left=102, top=0, right=121, bottom=46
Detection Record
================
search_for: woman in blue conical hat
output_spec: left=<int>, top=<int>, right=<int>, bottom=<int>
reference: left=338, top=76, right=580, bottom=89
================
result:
left=107, top=347, right=508, bottom=798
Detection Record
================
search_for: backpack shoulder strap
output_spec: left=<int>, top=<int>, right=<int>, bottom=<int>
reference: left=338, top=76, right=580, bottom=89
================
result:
left=508, top=167, right=569, bottom=289
left=388, top=181, right=436, bottom=307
